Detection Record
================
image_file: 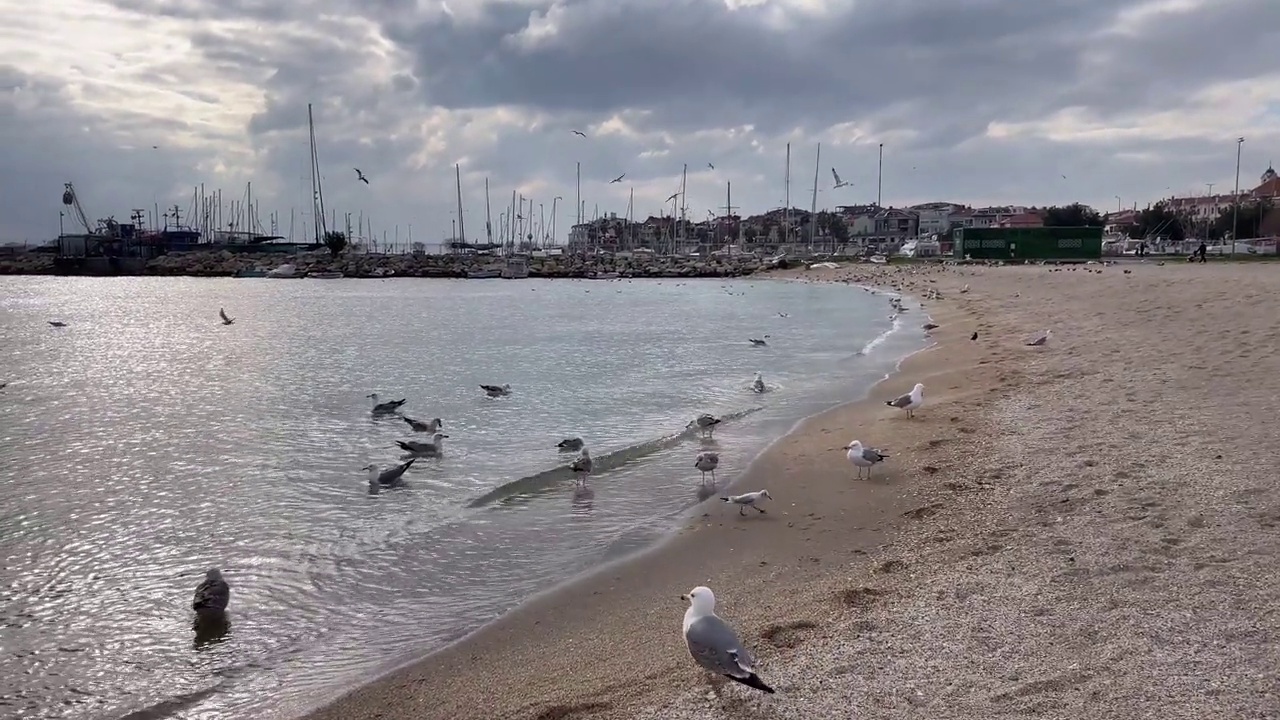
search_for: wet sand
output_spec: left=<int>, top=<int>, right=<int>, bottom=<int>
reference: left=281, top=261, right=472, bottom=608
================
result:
left=304, top=261, right=1280, bottom=719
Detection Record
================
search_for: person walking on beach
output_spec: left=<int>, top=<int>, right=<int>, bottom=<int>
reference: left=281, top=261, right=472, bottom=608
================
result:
left=1197, top=242, right=1207, bottom=263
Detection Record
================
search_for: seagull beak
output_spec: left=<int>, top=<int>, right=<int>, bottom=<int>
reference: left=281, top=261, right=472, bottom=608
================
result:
left=679, top=594, right=689, bottom=602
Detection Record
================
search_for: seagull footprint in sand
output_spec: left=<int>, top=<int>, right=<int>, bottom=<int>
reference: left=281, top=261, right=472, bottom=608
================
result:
left=681, top=586, right=776, bottom=694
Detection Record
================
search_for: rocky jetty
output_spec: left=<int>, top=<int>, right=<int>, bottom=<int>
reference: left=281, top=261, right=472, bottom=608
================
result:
left=2, top=249, right=770, bottom=278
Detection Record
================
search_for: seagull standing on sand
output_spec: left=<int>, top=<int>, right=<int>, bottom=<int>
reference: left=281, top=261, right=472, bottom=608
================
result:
left=570, top=448, right=593, bottom=484
left=681, top=586, right=776, bottom=694
left=557, top=437, right=584, bottom=452
left=1027, top=329, right=1052, bottom=347
left=480, top=383, right=511, bottom=397
left=885, top=383, right=924, bottom=418
left=219, top=308, right=235, bottom=325
left=750, top=372, right=766, bottom=394
left=365, top=458, right=416, bottom=488
left=688, top=414, right=722, bottom=439
left=694, top=452, right=720, bottom=483
left=353, top=168, right=369, bottom=184
left=403, top=416, right=442, bottom=433
left=844, top=440, right=888, bottom=479
left=367, top=393, right=406, bottom=415
left=396, top=433, right=448, bottom=456
left=721, top=489, right=771, bottom=515
left=192, top=568, right=230, bottom=615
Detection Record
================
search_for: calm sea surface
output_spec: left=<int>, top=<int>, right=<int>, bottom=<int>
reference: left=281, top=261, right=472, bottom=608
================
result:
left=0, top=275, right=924, bottom=719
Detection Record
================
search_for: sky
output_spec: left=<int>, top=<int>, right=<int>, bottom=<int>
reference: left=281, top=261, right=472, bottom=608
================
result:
left=1, top=0, right=1277, bottom=246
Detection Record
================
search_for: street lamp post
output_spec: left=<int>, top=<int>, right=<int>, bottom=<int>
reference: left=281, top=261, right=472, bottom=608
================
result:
left=1231, top=137, right=1244, bottom=259
left=1115, top=195, right=1121, bottom=214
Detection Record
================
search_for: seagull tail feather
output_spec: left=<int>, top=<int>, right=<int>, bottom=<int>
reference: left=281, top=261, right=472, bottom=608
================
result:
left=725, top=673, right=775, bottom=694
left=720, top=497, right=731, bottom=502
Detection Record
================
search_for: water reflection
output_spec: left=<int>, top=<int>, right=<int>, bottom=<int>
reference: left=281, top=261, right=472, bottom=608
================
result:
left=570, top=485, right=595, bottom=517
left=194, top=612, right=232, bottom=648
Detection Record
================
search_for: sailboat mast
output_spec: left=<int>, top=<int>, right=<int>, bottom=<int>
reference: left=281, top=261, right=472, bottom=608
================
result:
left=626, top=187, right=634, bottom=250
left=247, top=181, right=253, bottom=235
left=307, top=103, right=327, bottom=242
left=455, top=164, right=466, bottom=243
left=575, top=162, right=581, bottom=226
left=484, top=178, right=494, bottom=248
left=784, top=143, right=790, bottom=246
left=809, top=143, right=821, bottom=252
left=679, top=163, right=688, bottom=251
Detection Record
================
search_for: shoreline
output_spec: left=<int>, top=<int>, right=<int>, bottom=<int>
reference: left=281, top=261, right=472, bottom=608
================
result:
left=297, top=267, right=978, bottom=720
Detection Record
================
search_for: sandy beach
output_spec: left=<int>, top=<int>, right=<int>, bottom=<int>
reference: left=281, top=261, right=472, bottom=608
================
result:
left=304, top=260, right=1280, bottom=720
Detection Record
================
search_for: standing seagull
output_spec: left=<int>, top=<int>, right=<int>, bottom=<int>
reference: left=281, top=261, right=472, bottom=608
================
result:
left=843, top=440, right=888, bottom=479
left=367, top=393, right=406, bottom=415
left=694, top=452, right=720, bottom=483
left=885, top=383, right=924, bottom=418
left=681, top=586, right=775, bottom=694
left=353, top=168, right=369, bottom=184
left=480, top=383, right=512, bottom=397
left=219, top=308, right=235, bottom=325
left=721, top=490, right=771, bottom=515
left=610, top=173, right=625, bottom=184
left=1027, top=329, right=1052, bottom=347
left=192, top=568, right=231, bottom=615
left=831, top=168, right=850, bottom=188
left=570, top=448, right=593, bottom=484
left=688, top=413, right=722, bottom=439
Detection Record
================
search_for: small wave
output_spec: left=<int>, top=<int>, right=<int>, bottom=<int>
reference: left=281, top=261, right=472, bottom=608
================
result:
left=852, top=315, right=903, bottom=358
left=114, top=683, right=224, bottom=720
left=464, top=406, right=763, bottom=509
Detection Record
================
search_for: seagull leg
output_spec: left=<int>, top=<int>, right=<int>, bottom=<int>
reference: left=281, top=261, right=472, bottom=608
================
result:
left=754, top=505, right=766, bottom=514
left=739, top=506, right=746, bottom=516
left=710, top=469, right=717, bottom=483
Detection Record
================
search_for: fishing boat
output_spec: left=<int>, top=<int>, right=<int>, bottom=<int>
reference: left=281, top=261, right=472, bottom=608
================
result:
left=500, top=257, right=529, bottom=279
left=308, top=270, right=343, bottom=279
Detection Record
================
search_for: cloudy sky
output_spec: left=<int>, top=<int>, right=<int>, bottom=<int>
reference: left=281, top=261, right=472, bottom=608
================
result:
left=1, top=0, right=1276, bottom=245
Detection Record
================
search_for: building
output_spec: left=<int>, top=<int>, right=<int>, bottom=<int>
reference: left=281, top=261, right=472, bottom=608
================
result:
left=910, top=202, right=965, bottom=235
left=997, top=212, right=1045, bottom=228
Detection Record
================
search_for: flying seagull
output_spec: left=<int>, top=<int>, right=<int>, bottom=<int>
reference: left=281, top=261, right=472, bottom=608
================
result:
left=707, top=162, right=715, bottom=170
left=572, top=130, right=586, bottom=137
left=353, top=168, right=369, bottom=184
left=367, top=393, right=406, bottom=415
left=610, top=173, right=625, bottom=184
left=365, top=458, right=416, bottom=487
left=832, top=168, right=850, bottom=188
left=219, top=308, right=234, bottom=325
left=681, top=586, right=776, bottom=694
left=192, top=568, right=231, bottom=615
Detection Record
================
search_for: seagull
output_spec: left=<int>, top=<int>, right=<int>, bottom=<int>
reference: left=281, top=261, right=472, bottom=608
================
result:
left=364, top=457, right=416, bottom=487
left=570, top=448, right=593, bottom=484
left=610, top=173, right=625, bottom=184
left=572, top=130, right=586, bottom=137
left=403, top=416, right=442, bottom=433
left=681, top=586, right=776, bottom=694
left=748, top=337, right=769, bottom=346
left=667, top=192, right=680, bottom=202
left=557, top=437, right=585, bottom=452
left=219, top=308, right=235, bottom=325
left=687, top=414, right=721, bottom=439
left=1027, top=329, right=1052, bottom=347
left=885, top=383, right=924, bottom=418
left=694, top=452, right=720, bottom=483
left=192, top=568, right=230, bottom=615
left=367, top=393, right=406, bottom=415
left=707, top=163, right=715, bottom=170
left=959, top=284, right=970, bottom=293
left=721, top=489, right=771, bottom=516
left=922, top=322, right=939, bottom=331
left=480, top=383, right=511, bottom=397
left=843, top=440, right=888, bottom=479
left=48, top=321, right=67, bottom=327
left=750, top=372, right=765, bottom=394
left=831, top=168, right=850, bottom=188
left=396, top=433, right=448, bottom=456
left=353, top=168, right=369, bottom=184
left=777, top=312, right=789, bottom=318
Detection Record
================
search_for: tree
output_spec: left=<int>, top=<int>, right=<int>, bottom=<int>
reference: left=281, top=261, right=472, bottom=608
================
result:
left=1212, top=198, right=1272, bottom=241
left=1043, top=203, right=1104, bottom=227
left=743, top=226, right=759, bottom=244
left=1128, top=202, right=1185, bottom=242
left=816, top=211, right=850, bottom=242
left=324, top=230, right=348, bottom=257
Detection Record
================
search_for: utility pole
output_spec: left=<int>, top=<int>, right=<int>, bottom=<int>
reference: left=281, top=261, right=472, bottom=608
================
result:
left=877, top=143, right=884, bottom=207
left=1231, top=136, right=1244, bottom=259
left=721, top=180, right=737, bottom=252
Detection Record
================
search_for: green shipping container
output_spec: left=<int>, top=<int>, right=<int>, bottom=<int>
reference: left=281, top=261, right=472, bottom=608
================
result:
left=953, top=226, right=1103, bottom=261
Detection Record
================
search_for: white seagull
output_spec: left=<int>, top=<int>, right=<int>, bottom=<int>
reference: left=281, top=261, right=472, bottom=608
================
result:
left=843, top=440, right=888, bottom=479
left=681, top=586, right=775, bottom=694
left=721, top=489, right=771, bottom=516
left=694, top=452, right=720, bottom=483
left=885, top=382, right=924, bottom=418
left=367, top=393, right=406, bottom=415
left=831, top=167, right=850, bottom=188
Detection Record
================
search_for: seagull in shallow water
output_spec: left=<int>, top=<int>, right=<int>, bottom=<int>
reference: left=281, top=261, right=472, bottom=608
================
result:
left=570, top=448, right=593, bottom=483
left=885, top=383, right=924, bottom=418
left=1026, top=329, right=1052, bottom=347
left=688, top=413, right=721, bottom=438
left=192, top=568, right=230, bottom=614
left=557, top=437, right=584, bottom=452
left=751, top=372, right=765, bottom=394
left=219, top=308, right=235, bottom=325
left=748, top=337, right=769, bottom=346
left=721, top=489, right=771, bottom=515
left=695, top=451, right=720, bottom=483
left=365, top=457, right=416, bottom=487
left=843, top=440, right=888, bottom=479
left=480, top=383, right=511, bottom=397
left=681, top=586, right=776, bottom=694
left=403, top=416, right=442, bottom=433
left=368, top=393, right=406, bottom=415
left=353, top=168, right=369, bottom=184
left=396, top=433, right=448, bottom=456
